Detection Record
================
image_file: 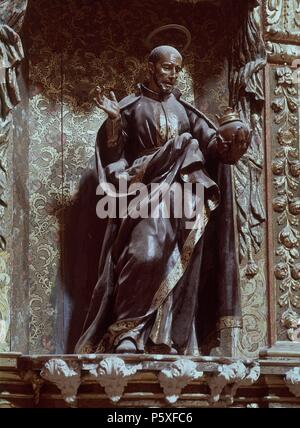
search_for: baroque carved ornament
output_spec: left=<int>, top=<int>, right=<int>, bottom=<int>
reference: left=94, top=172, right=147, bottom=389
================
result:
left=158, top=359, right=203, bottom=404
left=30, top=357, right=263, bottom=405
left=208, top=361, right=260, bottom=404
left=272, top=65, right=300, bottom=342
left=40, top=359, right=81, bottom=407
left=0, top=2, right=26, bottom=249
left=265, top=0, right=300, bottom=41
left=89, top=357, right=142, bottom=402
left=0, top=0, right=28, bottom=352
left=230, top=1, right=266, bottom=277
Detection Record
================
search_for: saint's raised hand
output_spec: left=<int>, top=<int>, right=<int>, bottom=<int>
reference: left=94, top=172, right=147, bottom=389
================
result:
left=94, top=87, right=120, bottom=120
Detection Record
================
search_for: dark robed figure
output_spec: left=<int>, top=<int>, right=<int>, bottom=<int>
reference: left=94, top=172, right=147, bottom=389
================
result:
left=75, top=46, right=248, bottom=355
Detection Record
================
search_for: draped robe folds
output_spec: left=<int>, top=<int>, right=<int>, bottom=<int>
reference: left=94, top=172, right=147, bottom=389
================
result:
left=75, top=84, right=241, bottom=355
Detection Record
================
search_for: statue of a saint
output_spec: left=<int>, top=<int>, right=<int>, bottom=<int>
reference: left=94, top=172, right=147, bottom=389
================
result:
left=75, top=45, right=250, bottom=355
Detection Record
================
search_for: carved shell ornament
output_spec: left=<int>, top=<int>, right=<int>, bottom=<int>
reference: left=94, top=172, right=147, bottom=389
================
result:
left=208, top=361, right=260, bottom=404
left=40, top=359, right=81, bottom=406
left=89, top=357, right=142, bottom=402
left=158, top=359, right=203, bottom=404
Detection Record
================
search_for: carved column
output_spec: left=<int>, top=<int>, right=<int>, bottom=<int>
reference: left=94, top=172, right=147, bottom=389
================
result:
left=216, top=0, right=268, bottom=358
left=262, top=0, right=300, bottom=355
left=0, top=1, right=28, bottom=352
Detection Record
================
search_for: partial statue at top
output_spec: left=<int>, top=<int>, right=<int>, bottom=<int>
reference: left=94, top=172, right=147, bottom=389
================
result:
left=75, top=45, right=251, bottom=355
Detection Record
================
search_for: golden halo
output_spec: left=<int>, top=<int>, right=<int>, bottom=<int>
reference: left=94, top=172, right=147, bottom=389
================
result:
left=145, top=24, right=191, bottom=53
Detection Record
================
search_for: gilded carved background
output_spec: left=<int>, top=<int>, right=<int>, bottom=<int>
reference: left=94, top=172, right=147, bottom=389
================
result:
left=9, top=0, right=268, bottom=356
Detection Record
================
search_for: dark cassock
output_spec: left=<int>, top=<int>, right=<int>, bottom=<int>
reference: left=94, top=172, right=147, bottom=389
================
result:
left=75, top=83, right=241, bottom=355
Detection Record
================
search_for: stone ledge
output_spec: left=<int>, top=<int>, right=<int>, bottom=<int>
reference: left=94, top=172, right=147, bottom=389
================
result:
left=260, top=342, right=300, bottom=359
left=0, top=353, right=299, bottom=407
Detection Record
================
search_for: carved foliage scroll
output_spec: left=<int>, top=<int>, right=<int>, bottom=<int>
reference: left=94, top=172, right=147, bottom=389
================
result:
left=265, top=0, right=300, bottom=67
left=238, top=260, right=268, bottom=357
left=265, top=0, right=300, bottom=40
left=0, top=0, right=26, bottom=248
left=271, top=65, right=300, bottom=341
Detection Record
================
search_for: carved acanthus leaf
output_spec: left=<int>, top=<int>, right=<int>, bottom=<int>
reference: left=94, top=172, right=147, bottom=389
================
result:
left=230, top=3, right=266, bottom=276
left=265, top=0, right=300, bottom=40
left=40, top=359, right=81, bottom=406
left=230, top=364, right=260, bottom=400
left=158, top=359, right=203, bottom=404
left=89, top=357, right=141, bottom=402
left=208, top=361, right=260, bottom=404
left=285, top=367, right=300, bottom=397
left=266, top=0, right=284, bottom=28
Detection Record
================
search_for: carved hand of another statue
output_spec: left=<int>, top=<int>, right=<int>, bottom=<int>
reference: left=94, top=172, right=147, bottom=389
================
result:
left=94, top=87, right=120, bottom=120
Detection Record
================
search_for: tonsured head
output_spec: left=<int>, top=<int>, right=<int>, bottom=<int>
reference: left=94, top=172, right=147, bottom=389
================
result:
left=148, top=45, right=182, bottom=95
